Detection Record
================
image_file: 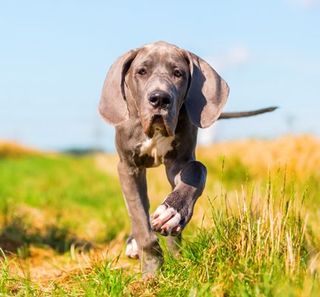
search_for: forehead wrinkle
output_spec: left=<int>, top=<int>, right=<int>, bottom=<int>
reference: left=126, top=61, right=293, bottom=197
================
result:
left=144, top=52, right=187, bottom=69
left=133, top=50, right=159, bottom=67
left=162, top=54, right=188, bottom=67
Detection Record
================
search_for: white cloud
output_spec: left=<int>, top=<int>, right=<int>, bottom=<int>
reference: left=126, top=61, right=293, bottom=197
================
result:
left=206, top=45, right=250, bottom=72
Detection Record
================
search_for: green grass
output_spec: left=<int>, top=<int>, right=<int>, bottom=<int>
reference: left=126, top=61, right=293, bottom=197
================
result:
left=0, top=137, right=319, bottom=296
left=0, top=155, right=128, bottom=245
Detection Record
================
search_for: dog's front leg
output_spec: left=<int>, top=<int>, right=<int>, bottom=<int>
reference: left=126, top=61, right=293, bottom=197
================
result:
left=151, top=160, right=207, bottom=236
left=118, top=161, right=163, bottom=275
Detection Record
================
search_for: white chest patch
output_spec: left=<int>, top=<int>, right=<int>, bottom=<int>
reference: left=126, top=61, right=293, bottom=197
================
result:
left=139, top=131, right=174, bottom=166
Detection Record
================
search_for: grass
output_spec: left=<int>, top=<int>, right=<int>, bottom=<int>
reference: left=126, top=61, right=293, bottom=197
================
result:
left=0, top=135, right=319, bottom=296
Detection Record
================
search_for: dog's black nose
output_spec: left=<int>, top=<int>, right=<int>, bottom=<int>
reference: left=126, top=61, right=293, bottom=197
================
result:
left=148, top=91, right=172, bottom=109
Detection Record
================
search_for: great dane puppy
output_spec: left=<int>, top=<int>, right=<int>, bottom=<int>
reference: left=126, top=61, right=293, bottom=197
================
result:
left=99, top=41, right=274, bottom=276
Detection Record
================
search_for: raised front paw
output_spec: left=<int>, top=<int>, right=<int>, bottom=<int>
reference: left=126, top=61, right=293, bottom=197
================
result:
left=151, top=191, right=194, bottom=236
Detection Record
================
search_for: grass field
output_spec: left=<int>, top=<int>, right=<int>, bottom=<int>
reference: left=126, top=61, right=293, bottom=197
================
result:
left=0, top=135, right=319, bottom=296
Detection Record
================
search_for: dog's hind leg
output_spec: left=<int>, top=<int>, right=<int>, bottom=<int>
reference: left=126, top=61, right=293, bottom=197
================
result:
left=166, top=234, right=182, bottom=256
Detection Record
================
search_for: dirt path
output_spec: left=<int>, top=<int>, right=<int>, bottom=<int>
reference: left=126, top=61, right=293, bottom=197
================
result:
left=6, top=233, right=139, bottom=289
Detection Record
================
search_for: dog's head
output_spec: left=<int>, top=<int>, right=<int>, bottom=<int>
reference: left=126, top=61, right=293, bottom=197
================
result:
left=99, top=41, right=229, bottom=137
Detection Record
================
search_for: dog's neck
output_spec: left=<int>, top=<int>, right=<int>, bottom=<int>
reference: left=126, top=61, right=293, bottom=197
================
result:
left=139, top=131, right=174, bottom=167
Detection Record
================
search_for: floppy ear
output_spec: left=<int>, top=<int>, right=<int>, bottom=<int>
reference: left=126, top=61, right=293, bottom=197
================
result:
left=99, top=49, right=139, bottom=125
left=184, top=52, right=229, bottom=128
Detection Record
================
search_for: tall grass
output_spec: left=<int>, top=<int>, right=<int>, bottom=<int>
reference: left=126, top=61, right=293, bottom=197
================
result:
left=130, top=170, right=319, bottom=297
left=2, top=169, right=318, bottom=296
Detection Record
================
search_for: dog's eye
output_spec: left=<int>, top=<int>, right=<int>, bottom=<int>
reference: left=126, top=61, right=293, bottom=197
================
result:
left=173, top=69, right=183, bottom=78
left=137, top=68, right=147, bottom=75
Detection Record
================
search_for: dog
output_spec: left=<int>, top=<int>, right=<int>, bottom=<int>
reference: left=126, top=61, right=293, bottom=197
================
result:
left=99, top=41, right=276, bottom=276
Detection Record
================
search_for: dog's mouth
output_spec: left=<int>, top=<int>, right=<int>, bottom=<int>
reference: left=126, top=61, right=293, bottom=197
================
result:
left=146, top=114, right=171, bottom=137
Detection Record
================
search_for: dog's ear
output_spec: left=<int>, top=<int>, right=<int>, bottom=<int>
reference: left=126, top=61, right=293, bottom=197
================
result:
left=184, top=51, right=229, bottom=128
left=99, top=49, right=139, bottom=125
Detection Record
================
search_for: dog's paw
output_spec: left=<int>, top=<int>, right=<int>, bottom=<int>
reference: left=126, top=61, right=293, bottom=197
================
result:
left=151, top=190, right=196, bottom=236
left=151, top=204, right=183, bottom=236
left=125, top=237, right=139, bottom=259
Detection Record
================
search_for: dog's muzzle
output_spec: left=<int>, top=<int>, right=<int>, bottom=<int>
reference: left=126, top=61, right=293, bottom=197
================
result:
left=142, top=91, right=177, bottom=137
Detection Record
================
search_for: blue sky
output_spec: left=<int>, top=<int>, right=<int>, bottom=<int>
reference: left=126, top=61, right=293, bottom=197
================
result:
left=0, top=0, right=319, bottom=151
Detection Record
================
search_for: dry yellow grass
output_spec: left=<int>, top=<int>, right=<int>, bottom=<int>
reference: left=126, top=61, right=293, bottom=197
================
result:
left=0, top=140, right=41, bottom=158
left=197, top=134, right=320, bottom=179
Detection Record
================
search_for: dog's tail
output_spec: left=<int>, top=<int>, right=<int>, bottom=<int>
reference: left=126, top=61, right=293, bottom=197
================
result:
left=218, top=106, right=278, bottom=120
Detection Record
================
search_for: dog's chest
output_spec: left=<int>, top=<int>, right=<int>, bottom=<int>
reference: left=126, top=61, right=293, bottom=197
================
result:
left=139, top=132, right=174, bottom=167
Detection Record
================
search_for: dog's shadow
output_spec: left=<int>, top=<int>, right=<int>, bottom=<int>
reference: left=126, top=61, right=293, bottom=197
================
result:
left=0, top=215, right=93, bottom=257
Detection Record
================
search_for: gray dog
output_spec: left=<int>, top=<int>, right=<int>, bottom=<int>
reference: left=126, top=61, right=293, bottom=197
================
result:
left=99, top=41, right=275, bottom=276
